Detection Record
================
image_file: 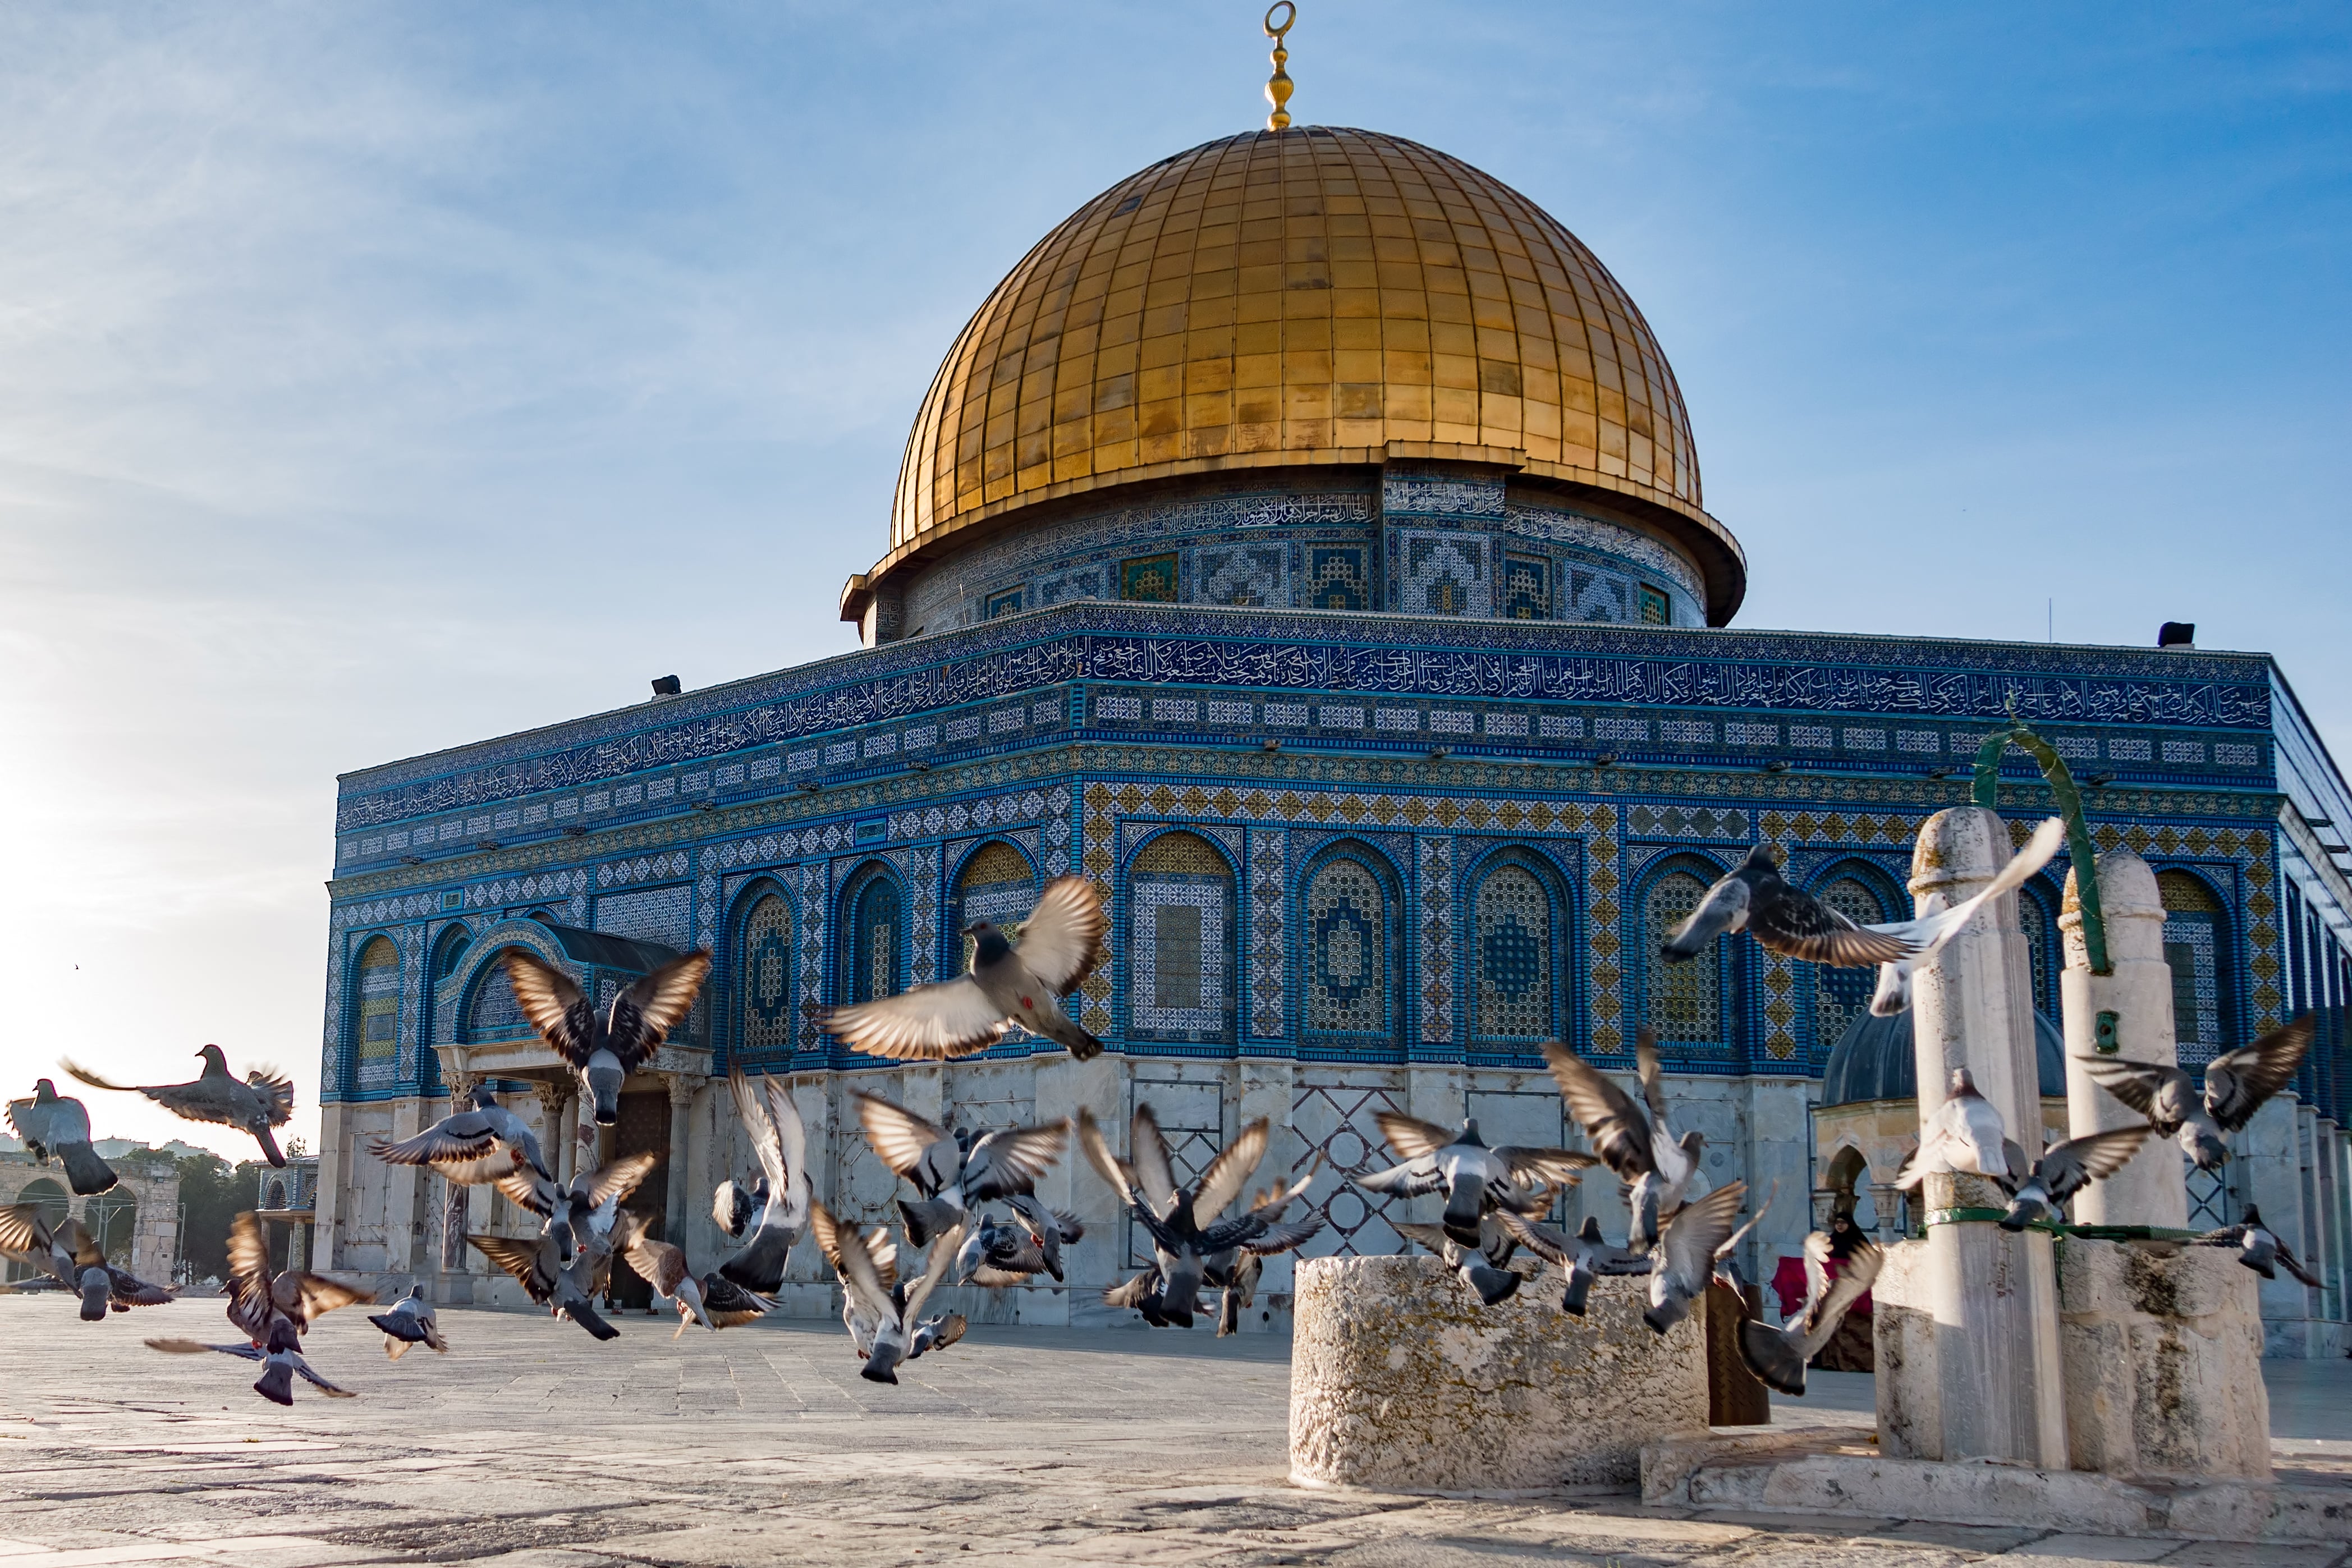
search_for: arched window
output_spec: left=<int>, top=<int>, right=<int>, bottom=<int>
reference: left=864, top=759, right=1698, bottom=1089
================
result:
left=842, top=869, right=905, bottom=1005
left=1471, top=860, right=1554, bottom=1044
left=739, top=893, right=795, bottom=1056
left=1812, top=875, right=1889, bottom=1058
left=433, top=926, right=473, bottom=983
left=2158, top=870, right=2232, bottom=1065
left=957, top=842, right=1038, bottom=971
left=2019, top=884, right=2058, bottom=1017
left=1304, top=849, right=1397, bottom=1044
left=1644, top=865, right=1725, bottom=1047
left=352, top=936, right=401, bottom=1088
left=463, top=948, right=538, bottom=1043
left=1129, top=831, right=1236, bottom=1044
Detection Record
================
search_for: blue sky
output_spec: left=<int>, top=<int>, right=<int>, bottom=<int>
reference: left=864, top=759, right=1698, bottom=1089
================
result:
left=2, top=3, right=2345, bottom=1156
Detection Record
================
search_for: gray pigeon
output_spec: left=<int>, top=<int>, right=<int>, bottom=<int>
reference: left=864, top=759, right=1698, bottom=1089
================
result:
left=1497, top=1211, right=1652, bottom=1315
left=2082, top=1016, right=2314, bottom=1171
left=818, top=875, right=1107, bottom=1061
left=1350, top=1112, right=1594, bottom=1249
left=854, top=1091, right=1067, bottom=1246
left=1661, top=819, right=2062, bottom=1016
left=147, top=1317, right=354, bottom=1405
left=611, top=1212, right=773, bottom=1338
left=368, top=1285, right=447, bottom=1357
left=713, top=1071, right=809, bottom=1293
left=1546, top=1030, right=1702, bottom=1250
left=1643, top=1180, right=1748, bottom=1335
left=1737, top=1229, right=1886, bottom=1395
left=495, top=1152, right=658, bottom=1270
left=368, top=1084, right=550, bottom=1185
left=1996, top=1126, right=2149, bottom=1230
left=66, top=1046, right=295, bottom=1167
left=813, top=1205, right=900, bottom=1357
left=223, top=1211, right=375, bottom=1344
left=1203, top=1163, right=1326, bottom=1336
left=1895, top=1068, right=2024, bottom=1189
left=0, top=1204, right=83, bottom=1290
left=7, top=1079, right=117, bottom=1194
left=2194, top=1205, right=2325, bottom=1287
left=469, top=1225, right=620, bottom=1341
left=502, top=947, right=711, bottom=1125
left=1396, top=1214, right=1527, bottom=1307
left=811, top=1199, right=962, bottom=1384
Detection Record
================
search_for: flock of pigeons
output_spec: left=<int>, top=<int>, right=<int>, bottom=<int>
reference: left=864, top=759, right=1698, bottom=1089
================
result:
left=0, top=854, right=2326, bottom=1414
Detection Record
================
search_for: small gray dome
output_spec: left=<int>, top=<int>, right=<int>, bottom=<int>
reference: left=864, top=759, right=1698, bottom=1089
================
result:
left=1822, top=1008, right=2066, bottom=1108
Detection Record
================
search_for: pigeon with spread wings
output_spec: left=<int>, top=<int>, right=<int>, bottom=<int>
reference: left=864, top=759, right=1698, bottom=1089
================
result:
left=224, top=1211, right=374, bottom=1344
left=1350, top=1113, right=1594, bottom=1250
left=813, top=1200, right=963, bottom=1384
left=1659, top=819, right=2065, bottom=1016
left=495, top=1152, right=658, bottom=1271
left=66, top=1046, right=295, bottom=1167
left=854, top=1090, right=1067, bottom=1247
left=2081, top=1015, right=2314, bottom=1171
left=1642, top=1181, right=1748, bottom=1335
left=7, top=1079, right=116, bottom=1195
left=1737, top=1228, right=1886, bottom=1395
left=148, top=1317, right=354, bottom=1406
left=1498, top=1212, right=1651, bottom=1315
left=368, top=1083, right=550, bottom=1186
left=1545, top=1029, right=1703, bottom=1250
left=712, top=1070, right=810, bottom=1292
left=502, top=947, right=712, bottom=1125
left=2194, top=1204, right=2325, bottom=1287
left=368, top=1286, right=447, bottom=1358
left=817, top=874, right=1107, bottom=1061
left=1996, top=1126, right=2150, bottom=1231
left=615, top=1212, right=773, bottom=1340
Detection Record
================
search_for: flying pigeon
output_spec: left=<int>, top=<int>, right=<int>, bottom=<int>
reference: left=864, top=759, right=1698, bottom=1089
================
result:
left=147, top=1317, right=354, bottom=1405
left=2080, top=1015, right=2314, bottom=1171
left=1350, top=1113, right=1594, bottom=1249
left=502, top=947, right=712, bottom=1124
left=1995, top=1126, right=2151, bottom=1230
left=2194, top=1205, right=2325, bottom=1287
left=1736, top=1228, right=1886, bottom=1395
left=368, top=1285, right=448, bottom=1358
left=854, top=1090, right=1067, bottom=1246
left=817, top=875, right=1108, bottom=1061
left=0, top=1203, right=84, bottom=1290
left=368, top=1084, right=551, bottom=1185
left=1497, top=1212, right=1652, bottom=1315
left=494, top=1152, right=658, bottom=1270
left=61, top=1222, right=172, bottom=1321
left=223, top=1211, right=375, bottom=1344
left=907, top=1310, right=969, bottom=1361
left=468, top=1225, right=621, bottom=1341
left=1642, top=1180, right=1748, bottom=1335
left=612, top=1212, right=772, bottom=1338
left=1894, top=1068, right=2025, bottom=1190
left=1396, top=1210, right=1533, bottom=1307
left=66, top=1046, right=296, bottom=1167
left=712, top=1070, right=810, bottom=1293
left=812, top=1200, right=962, bottom=1384
left=812, top=1204, right=901, bottom=1358
left=1711, top=1179, right=1778, bottom=1292
left=1546, top=1030, right=1703, bottom=1250
left=1659, top=818, right=2065, bottom=1016
left=1202, top=1163, right=1326, bottom=1336
left=7, top=1079, right=117, bottom=1194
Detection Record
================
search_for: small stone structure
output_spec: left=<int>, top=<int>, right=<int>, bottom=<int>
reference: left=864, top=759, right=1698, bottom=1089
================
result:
left=1289, top=1255, right=1708, bottom=1492
left=2056, top=1237, right=2270, bottom=1481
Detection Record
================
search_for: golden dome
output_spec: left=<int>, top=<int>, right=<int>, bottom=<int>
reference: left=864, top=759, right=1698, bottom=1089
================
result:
left=873, top=126, right=1742, bottom=619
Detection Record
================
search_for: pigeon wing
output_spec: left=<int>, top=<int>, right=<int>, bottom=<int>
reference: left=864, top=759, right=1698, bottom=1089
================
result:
left=761, top=1076, right=809, bottom=1196
left=621, top=1231, right=690, bottom=1298
left=1190, top=1118, right=1271, bottom=1222
left=245, top=1070, right=295, bottom=1128
left=2204, top=1016, right=2314, bottom=1132
left=0, top=1203, right=51, bottom=1257
left=370, top=1122, right=499, bottom=1168
left=1750, top=895, right=1911, bottom=966
left=583, top=1153, right=660, bottom=1211
left=901, top=1221, right=966, bottom=1326
left=106, top=1075, right=250, bottom=1130
left=1498, top=1147, right=1598, bottom=1186
left=1495, top=1209, right=1570, bottom=1264
left=467, top=1235, right=553, bottom=1301
left=1243, top=1217, right=1324, bottom=1257
left=1792, top=1237, right=1886, bottom=1360
left=2047, top=1125, right=2152, bottom=1201
left=1009, top=875, right=1108, bottom=993
left=1128, top=1106, right=1181, bottom=1215
left=5, top=1097, right=43, bottom=1149
left=821, top=975, right=1010, bottom=1061
left=288, top=1272, right=375, bottom=1321
left=61, top=1061, right=143, bottom=1095
left=607, top=949, right=713, bottom=1068
left=225, top=1212, right=268, bottom=1290
left=1659, top=873, right=1749, bottom=958
left=502, top=951, right=596, bottom=1065
left=1103, top=1271, right=1161, bottom=1309
left=493, top=1171, right=557, bottom=1218
left=964, top=1122, right=1069, bottom=1201
left=1392, top=1221, right=1455, bottom=1259
left=730, top=1070, right=786, bottom=1189
left=2079, top=1058, right=2172, bottom=1125
left=1635, top=1026, right=1672, bottom=1125
left=1075, top=1108, right=1139, bottom=1205
left=1350, top=1157, right=1442, bottom=1196
left=1658, top=1181, right=1747, bottom=1294
left=1542, top=1043, right=1657, bottom=1180
left=107, top=1271, right=175, bottom=1307
left=1373, top=1111, right=1457, bottom=1162
left=854, top=1092, right=950, bottom=1180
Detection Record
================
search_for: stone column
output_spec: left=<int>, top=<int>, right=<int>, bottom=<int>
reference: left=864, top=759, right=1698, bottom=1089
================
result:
left=2061, top=851, right=2188, bottom=1228
left=2235, top=1095, right=2311, bottom=1356
left=1891, top=806, right=2068, bottom=1466
left=663, top=1074, right=695, bottom=1244
left=311, top=1102, right=349, bottom=1271
left=556, top=1088, right=579, bottom=1189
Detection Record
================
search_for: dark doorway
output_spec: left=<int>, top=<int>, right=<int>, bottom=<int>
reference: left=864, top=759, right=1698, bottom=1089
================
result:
left=608, top=1090, right=671, bottom=1310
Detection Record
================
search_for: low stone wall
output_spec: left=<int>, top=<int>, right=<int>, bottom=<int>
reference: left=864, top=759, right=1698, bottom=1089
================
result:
left=1289, top=1255, right=1709, bottom=1493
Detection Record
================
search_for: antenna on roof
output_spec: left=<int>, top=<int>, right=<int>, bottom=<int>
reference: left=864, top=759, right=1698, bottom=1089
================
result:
left=1264, top=3, right=1296, bottom=131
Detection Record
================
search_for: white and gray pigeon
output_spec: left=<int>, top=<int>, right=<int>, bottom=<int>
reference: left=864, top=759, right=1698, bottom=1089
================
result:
left=67, top=1045, right=296, bottom=1167
left=1661, top=819, right=2064, bottom=1016
left=0, top=1203, right=83, bottom=1290
left=818, top=875, right=1108, bottom=1061
left=1996, top=1126, right=2150, bottom=1230
left=2081, top=1015, right=2314, bottom=1171
left=1081, top=1107, right=1306, bottom=1327
left=952, top=1198, right=1087, bottom=1287
left=811, top=1199, right=963, bottom=1384
left=1736, top=1228, right=1886, bottom=1395
left=854, top=1090, right=1068, bottom=1246
left=1396, top=1207, right=1538, bottom=1308
left=1202, top=1163, right=1325, bottom=1336
left=613, top=1212, right=774, bottom=1339
left=1497, top=1211, right=1652, bottom=1315
left=368, top=1285, right=448, bottom=1358
left=1895, top=1068, right=2025, bottom=1190
left=495, top=1152, right=658, bottom=1270
left=148, top=1316, right=355, bottom=1405
left=1642, top=1180, right=1748, bottom=1336
left=221, top=1211, right=374, bottom=1345
left=713, top=1070, right=810, bottom=1293
left=503, top=947, right=712, bottom=1125
left=1546, top=1030, right=1702, bottom=1250
left=813, top=1204, right=900, bottom=1356
left=368, top=1084, right=551, bottom=1185
left=1350, top=1112, right=1594, bottom=1249
left=7, top=1079, right=118, bottom=1194
left=469, top=1223, right=621, bottom=1341
left=2194, top=1205, right=2325, bottom=1287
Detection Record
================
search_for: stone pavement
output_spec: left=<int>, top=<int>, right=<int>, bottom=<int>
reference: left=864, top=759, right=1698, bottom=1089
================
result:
left=0, top=1299, right=2342, bottom=1567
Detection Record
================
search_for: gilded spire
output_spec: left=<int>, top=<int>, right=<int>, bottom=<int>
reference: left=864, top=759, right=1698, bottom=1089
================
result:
left=1263, top=2, right=1296, bottom=131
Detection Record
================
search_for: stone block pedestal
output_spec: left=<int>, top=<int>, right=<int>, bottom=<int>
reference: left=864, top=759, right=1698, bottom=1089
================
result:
left=1288, top=1255, right=1709, bottom=1493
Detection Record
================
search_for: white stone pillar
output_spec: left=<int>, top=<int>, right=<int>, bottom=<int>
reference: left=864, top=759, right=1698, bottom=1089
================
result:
left=1902, top=806, right=2068, bottom=1465
left=556, top=1088, right=579, bottom=1189
left=2061, top=851, right=2188, bottom=1228
left=311, top=1102, right=349, bottom=1271
left=663, top=1074, right=695, bottom=1244
left=2236, top=1095, right=2310, bottom=1356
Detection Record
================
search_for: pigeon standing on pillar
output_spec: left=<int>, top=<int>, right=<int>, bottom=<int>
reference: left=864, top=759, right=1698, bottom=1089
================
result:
left=7, top=1079, right=117, bottom=1195
left=2080, top=1015, right=2314, bottom=1171
left=66, top=1046, right=296, bottom=1167
left=502, top=948, right=712, bottom=1125
left=817, top=875, right=1108, bottom=1061
left=1895, top=1068, right=2025, bottom=1189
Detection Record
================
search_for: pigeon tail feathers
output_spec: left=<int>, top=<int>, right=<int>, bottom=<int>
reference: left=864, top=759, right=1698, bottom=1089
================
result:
left=61, top=1144, right=118, bottom=1196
